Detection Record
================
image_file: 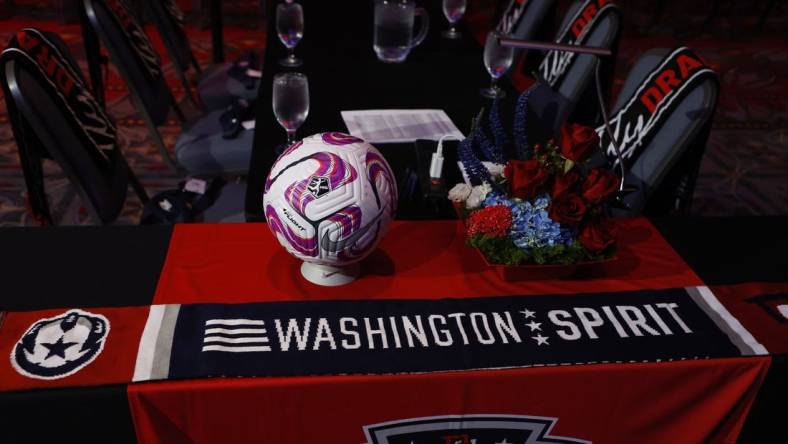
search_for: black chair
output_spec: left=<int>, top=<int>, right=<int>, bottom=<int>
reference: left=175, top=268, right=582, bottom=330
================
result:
left=498, top=0, right=556, bottom=38
left=144, top=0, right=260, bottom=111
left=537, top=0, right=621, bottom=126
left=1, top=28, right=146, bottom=224
left=497, top=0, right=557, bottom=74
left=601, top=48, right=719, bottom=215
left=1, top=28, right=246, bottom=225
left=83, top=0, right=256, bottom=177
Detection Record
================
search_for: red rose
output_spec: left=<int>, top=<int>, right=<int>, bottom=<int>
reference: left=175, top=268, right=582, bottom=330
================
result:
left=582, top=168, right=620, bottom=203
left=551, top=171, right=581, bottom=199
left=578, top=219, right=616, bottom=253
left=504, top=160, right=549, bottom=200
left=548, top=194, right=587, bottom=225
left=560, top=123, right=600, bottom=162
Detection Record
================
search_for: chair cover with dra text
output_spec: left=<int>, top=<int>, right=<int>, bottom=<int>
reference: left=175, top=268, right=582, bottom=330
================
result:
left=145, top=0, right=260, bottom=111
left=84, top=0, right=256, bottom=176
left=497, top=0, right=556, bottom=74
left=0, top=28, right=145, bottom=224
left=599, top=47, right=719, bottom=215
left=537, top=0, right=621, bottom=126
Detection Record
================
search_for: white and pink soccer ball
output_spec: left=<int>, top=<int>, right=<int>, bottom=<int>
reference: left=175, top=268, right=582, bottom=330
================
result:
left=263, top=132, right=397, bottom=267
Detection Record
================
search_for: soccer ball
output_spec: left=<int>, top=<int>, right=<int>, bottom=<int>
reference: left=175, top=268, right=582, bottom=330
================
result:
left=263, top=132, right=397, bottom=267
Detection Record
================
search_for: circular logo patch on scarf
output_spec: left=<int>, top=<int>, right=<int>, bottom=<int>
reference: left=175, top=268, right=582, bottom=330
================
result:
left=10, top=309, right=110, bottom=380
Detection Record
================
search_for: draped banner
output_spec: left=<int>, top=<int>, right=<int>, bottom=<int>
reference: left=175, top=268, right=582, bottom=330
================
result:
left=136, top=286, right=767, bottom=381
left=125, top=285, right=774, bottom=444
left=0, top=286, right=768, bottom=391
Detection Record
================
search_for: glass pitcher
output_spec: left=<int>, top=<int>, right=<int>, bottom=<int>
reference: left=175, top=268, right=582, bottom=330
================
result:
left=373, top=0, right=429, bottom=63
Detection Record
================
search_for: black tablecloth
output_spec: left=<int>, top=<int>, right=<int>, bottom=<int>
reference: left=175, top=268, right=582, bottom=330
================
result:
left=246, top=0, right=507, bottom=221
left=0, top=225, right=172, bottom=311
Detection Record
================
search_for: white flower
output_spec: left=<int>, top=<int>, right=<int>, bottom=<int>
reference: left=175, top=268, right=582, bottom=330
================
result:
left=448, top=183, right=472, bottom=202
left=485, top=162, right=506, bottom=179
left=466, top=182, right=492, bottom=209
left=466, top=194, right=483, bottom=209
left=476, top=182, right=493, bottom=196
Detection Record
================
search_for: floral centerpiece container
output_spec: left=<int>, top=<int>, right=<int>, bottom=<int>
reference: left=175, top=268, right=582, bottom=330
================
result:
left=448, top=90, right=620, bottom=281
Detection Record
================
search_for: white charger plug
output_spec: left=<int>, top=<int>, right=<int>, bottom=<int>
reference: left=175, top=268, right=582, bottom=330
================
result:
left=430, top=135, right=461, bottom=180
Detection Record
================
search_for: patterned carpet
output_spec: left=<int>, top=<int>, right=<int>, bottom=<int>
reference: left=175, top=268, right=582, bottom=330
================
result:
left=613, top=1, right=788, bottom=217
left=0, top=7, right=267, bottom=226
left=0, top=1, right=785, bottom=226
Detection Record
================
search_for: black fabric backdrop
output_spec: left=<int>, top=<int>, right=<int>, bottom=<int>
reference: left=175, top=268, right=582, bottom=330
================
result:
left=652, top=216, right=788, bottom=285
left=0, top=225, right=171, bottom=311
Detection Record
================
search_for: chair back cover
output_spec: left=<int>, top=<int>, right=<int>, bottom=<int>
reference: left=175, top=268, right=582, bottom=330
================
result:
left=83, top=0, right=172, bottom=125
left=599, top=47, right=719, bottom=214
left=538, top=0, right=621, bottom=124
left=145, top=0, right=194, bottom=73
left=497, top=0, right=556, bottom=74
left=0, top=28, right=130, bottom=224
left=498, top=0, right=556, bottom=40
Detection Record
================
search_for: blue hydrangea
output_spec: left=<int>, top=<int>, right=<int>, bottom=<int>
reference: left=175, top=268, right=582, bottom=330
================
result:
left=482, top=191, right=515, bottom=209
left=509, top=195, right=574, bottom=251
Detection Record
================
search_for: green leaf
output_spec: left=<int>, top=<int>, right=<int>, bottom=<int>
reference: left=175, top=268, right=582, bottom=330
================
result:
left=563, top=159, right=575, bottom=173
left=466, top=234, right=615, bottom=266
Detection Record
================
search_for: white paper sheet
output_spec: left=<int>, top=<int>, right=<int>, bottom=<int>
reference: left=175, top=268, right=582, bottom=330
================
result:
left=341, top=109, right=464, bottom=144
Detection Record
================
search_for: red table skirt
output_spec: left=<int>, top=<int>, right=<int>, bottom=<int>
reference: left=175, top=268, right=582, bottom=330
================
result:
left=126, top=218, right=765, bottom=443
left=128, top=357, right=769, bottom=444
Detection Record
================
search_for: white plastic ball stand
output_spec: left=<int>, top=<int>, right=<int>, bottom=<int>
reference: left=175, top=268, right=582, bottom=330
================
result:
left=300, top=261, right=360, bottom=286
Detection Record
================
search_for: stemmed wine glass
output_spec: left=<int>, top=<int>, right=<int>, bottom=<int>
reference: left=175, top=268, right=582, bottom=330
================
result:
left=441, top=0, right=466, bottom=39
left=273, top=72, right=310, bottom=145
left=277, top=2, right=304, bottom=67
left=480, top=31, right=514, bottom=99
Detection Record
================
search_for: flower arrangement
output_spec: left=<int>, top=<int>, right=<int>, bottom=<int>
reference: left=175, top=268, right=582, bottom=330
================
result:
left=449, top=93, right=620, bottom=266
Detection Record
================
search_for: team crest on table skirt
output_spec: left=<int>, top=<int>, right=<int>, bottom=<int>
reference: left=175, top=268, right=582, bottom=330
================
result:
left=363, top=414, right=589, bottom=444
left=10, top=309, right=109, bottom=380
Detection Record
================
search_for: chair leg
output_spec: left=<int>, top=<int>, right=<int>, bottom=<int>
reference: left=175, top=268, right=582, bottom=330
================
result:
left=128, top=92, right=181, bottom=173
left=16, top=122, right=54, bottom=225
left=175, top=67, right=201, bottom=111
left=169, top=94, right=188, bottom=126
left=124, top=161, right=150, bottom=205
left=189, top=52, right=204, bottom=77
